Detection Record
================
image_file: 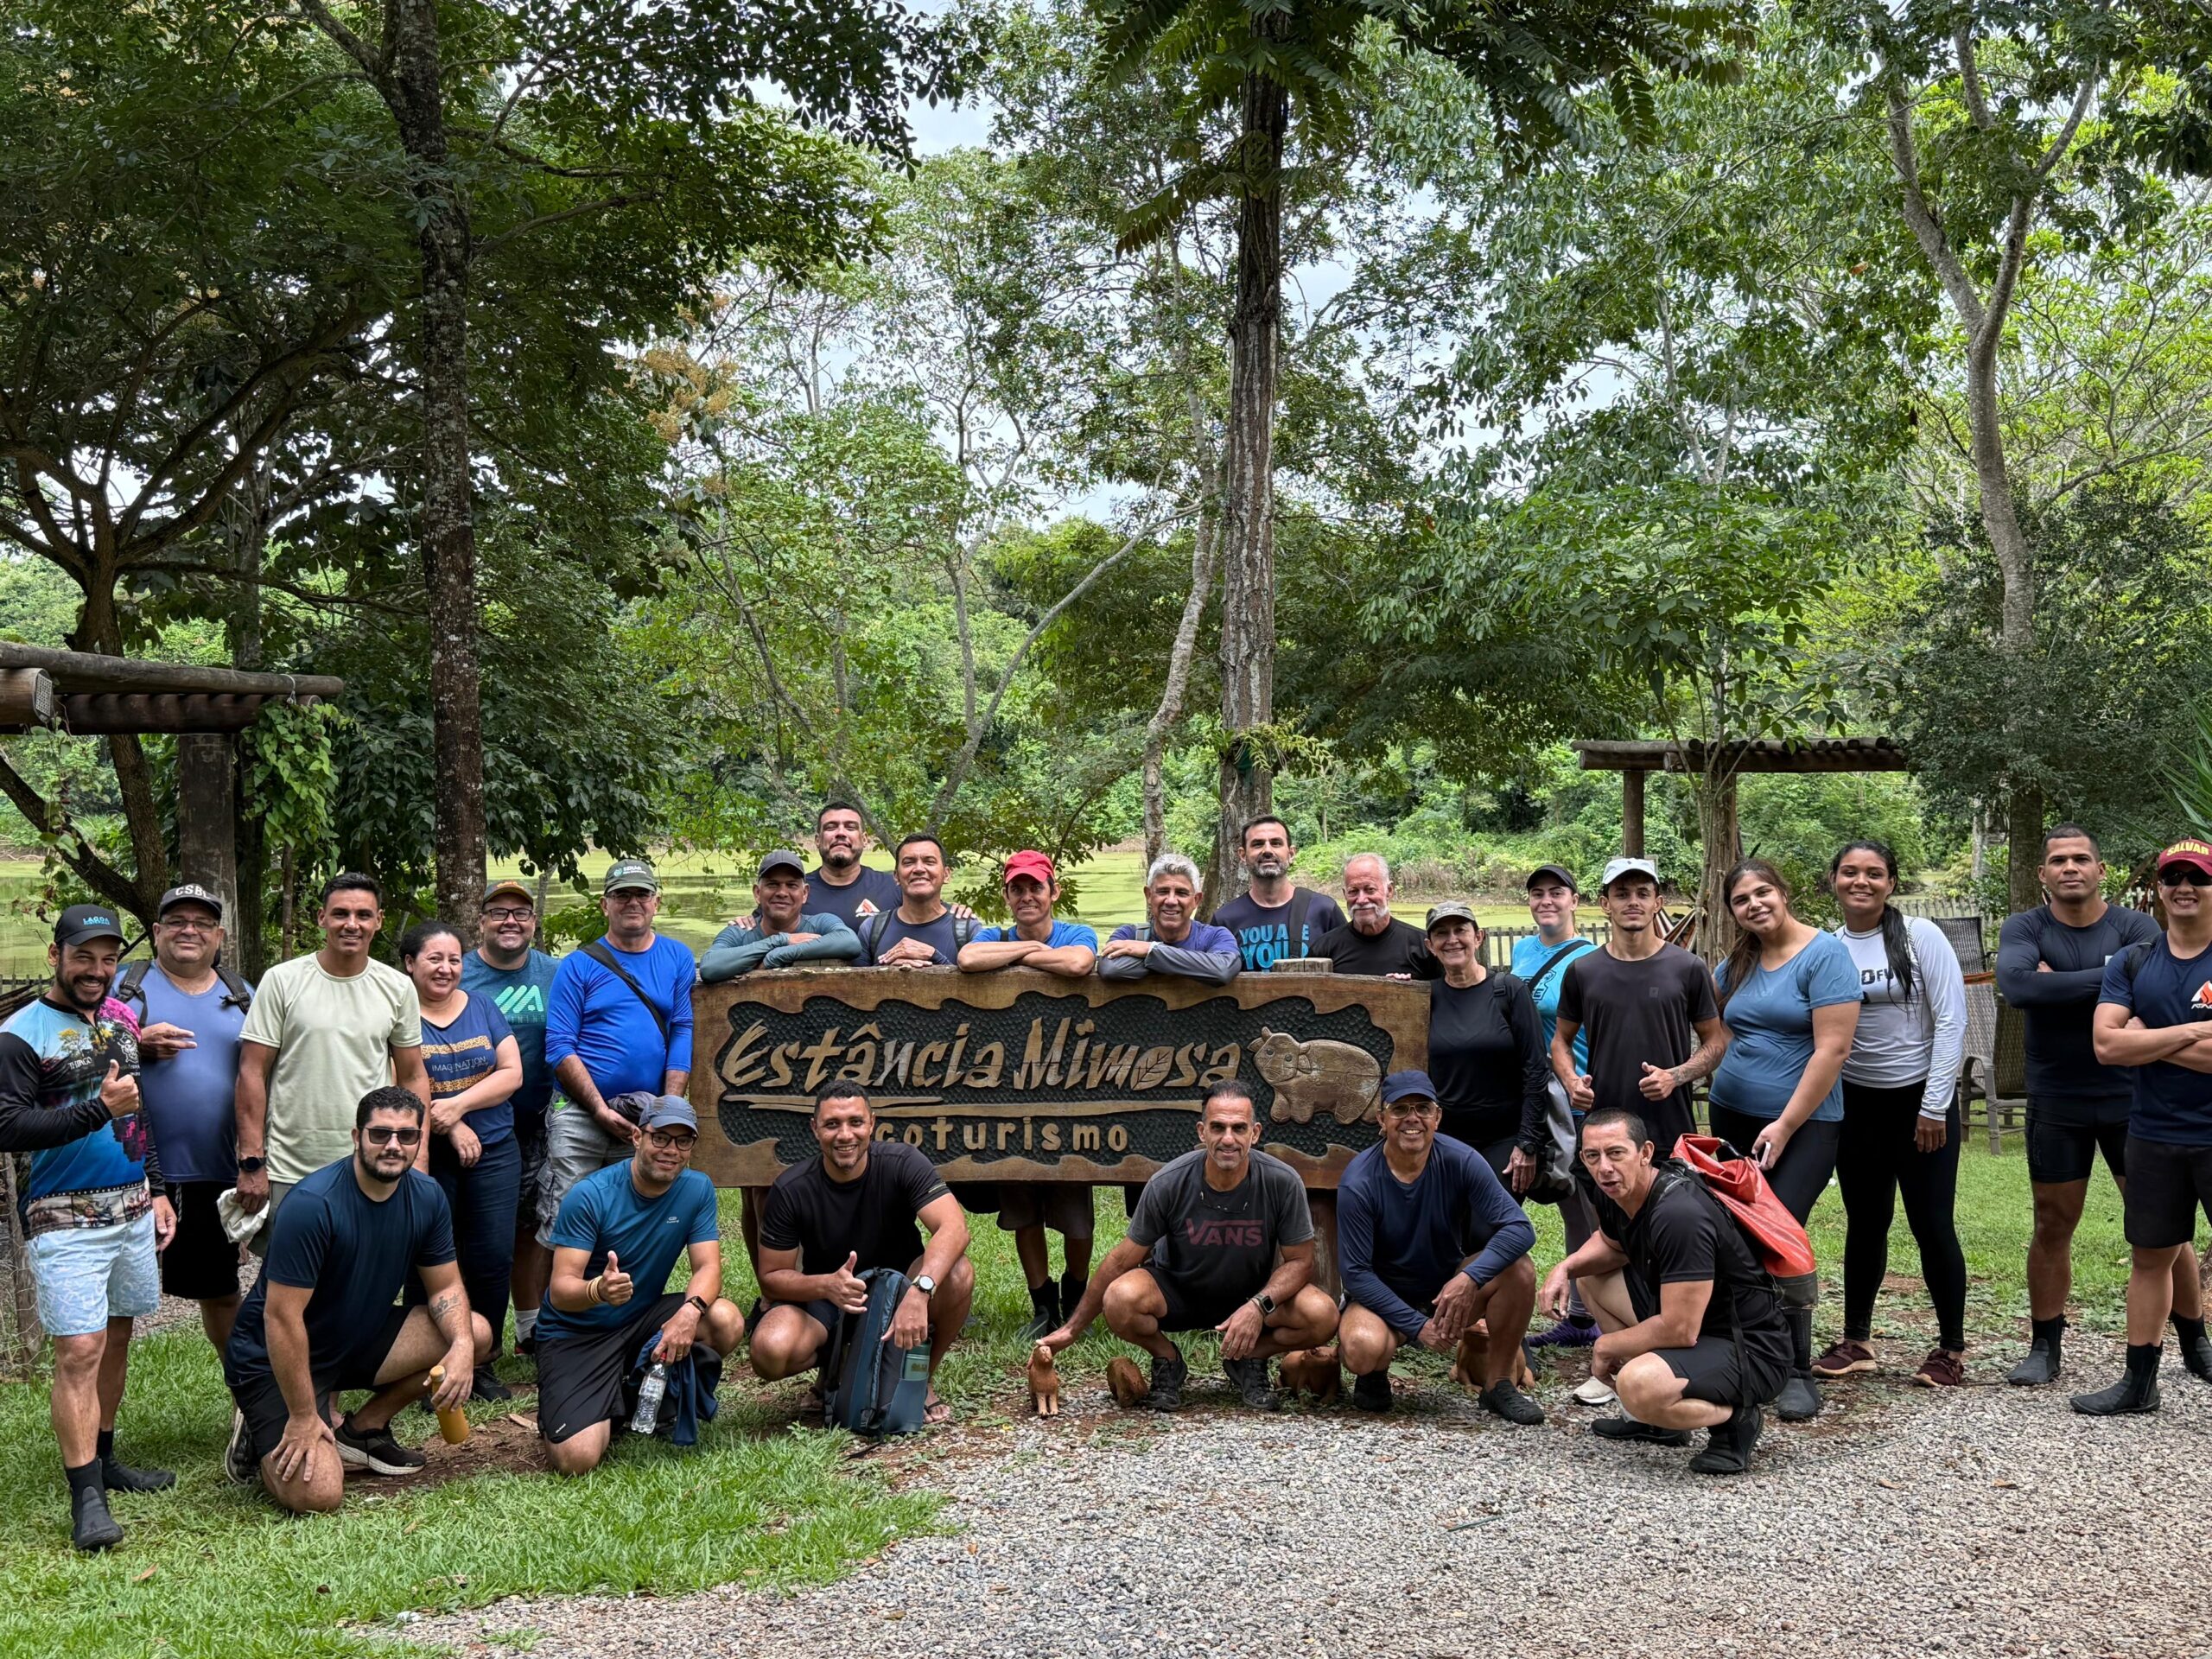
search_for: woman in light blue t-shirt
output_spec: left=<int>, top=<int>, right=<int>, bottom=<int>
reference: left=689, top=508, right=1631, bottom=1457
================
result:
left=1710, top=859, right=1862, bottom=1422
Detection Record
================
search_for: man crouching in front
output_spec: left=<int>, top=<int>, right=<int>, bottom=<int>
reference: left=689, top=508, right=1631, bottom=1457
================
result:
left=748, top=1084, right=974, bottom=1425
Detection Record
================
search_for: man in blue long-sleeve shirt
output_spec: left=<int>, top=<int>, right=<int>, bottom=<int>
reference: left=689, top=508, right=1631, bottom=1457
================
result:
left=1337, top=1069, right=1541, bottom=1424
left=1097, top=854, right=1241, bottom=984
left=699, top=850, right=861, bottom=982
left=537, top=859, right=696, bottom=1245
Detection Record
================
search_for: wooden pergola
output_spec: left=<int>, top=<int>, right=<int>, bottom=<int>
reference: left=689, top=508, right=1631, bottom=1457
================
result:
left=0, top=643, right=343, bottom=925
left=1573, top=737, right=1910, bottom=857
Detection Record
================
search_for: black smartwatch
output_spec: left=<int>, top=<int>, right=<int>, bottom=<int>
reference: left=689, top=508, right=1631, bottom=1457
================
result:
left=1251, top=1291, right=1276, bottom=1316
left=237, top=1155, right=266, bottom=1175
left=684, top=1294, right=709, bottom=1317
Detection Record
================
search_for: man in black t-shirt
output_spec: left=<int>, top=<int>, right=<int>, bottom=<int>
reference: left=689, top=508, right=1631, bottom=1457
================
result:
left=1211, top=817, right=1345, bottom=973
left=1993, top=824, right=2176, bottom=1386
left=1551, top=858, right=1727, bottom=1153
left=1541, top=1108, right=1789, bottom=1475
left=749, top=1084, right=973, bottom=1423
left=1311, top=854, right=1437, bottom=978
left=805, top=800, right=904, bottom=929
left=1038, top=1083, right=1338, bottom=1411
left=222, top=1088, right=493, bottom=1513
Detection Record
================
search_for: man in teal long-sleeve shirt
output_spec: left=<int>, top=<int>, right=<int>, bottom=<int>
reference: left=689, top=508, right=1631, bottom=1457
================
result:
left=699, top=851, right=861, bottom=982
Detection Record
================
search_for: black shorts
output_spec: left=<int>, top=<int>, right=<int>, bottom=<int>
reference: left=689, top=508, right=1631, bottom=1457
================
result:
left=513, top=1109, right=550, bottom=1223
left=1152, top=1269, right=1251, bottom=1336
left=1626, top=1270, right=1789, bottom=1406
left=2025, top=1098, right=2132, bottom=1185
left=745, top=1297, right=837, bottom=1347
left=162, top=1180, right=243, bottom=1301
left=537, top=1292, right=685, bottom=1444
left=2121, top=1136, right=2212, bottom=1249
left=227, top=1305, right=413, bottom=1462
left=995, top=1182, right=1096, bottom=1239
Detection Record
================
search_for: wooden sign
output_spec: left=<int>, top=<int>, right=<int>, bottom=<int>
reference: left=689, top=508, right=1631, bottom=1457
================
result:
left=687, top=967, right=1428, bottom=1190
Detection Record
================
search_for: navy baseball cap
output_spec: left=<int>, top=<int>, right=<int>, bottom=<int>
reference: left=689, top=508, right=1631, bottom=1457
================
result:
left=54, top=904, right=127, bottom=949
left=1380, top=1070, right=1439, bottom=1107
left=756, top=849, right=807, bottom=880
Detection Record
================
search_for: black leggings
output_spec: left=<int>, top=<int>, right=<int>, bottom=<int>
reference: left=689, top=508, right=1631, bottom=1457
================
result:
left=1836, top=1079, right=1967, bottom=1352
left=1708, top=1103, right=1840, bottom=1225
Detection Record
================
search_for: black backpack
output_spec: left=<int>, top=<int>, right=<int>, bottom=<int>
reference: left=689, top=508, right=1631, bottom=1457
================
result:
left=113, top=958, right=252, bottom=1017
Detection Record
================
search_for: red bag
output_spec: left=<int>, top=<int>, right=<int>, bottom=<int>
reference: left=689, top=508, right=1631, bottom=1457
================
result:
left=1670, top=1134, right=1819, bottom=1307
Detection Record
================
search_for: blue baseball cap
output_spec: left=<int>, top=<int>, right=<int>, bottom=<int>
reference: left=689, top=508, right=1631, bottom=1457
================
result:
left=638, top=1095, right=696, bottom=1134
left=1380, top=1070, right=1438, bottom=1107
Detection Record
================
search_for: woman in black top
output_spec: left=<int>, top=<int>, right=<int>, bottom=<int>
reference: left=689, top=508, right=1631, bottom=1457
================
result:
left=1423, top=903, right=1551, bottom=1182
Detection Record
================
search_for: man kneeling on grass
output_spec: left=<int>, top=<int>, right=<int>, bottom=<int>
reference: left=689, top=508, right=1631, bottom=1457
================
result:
left=1037, top=1082, right=1338, bottom=1411
left=537, top=1096, right=741, bottom=1473
left=1538, top=1108, right=1789, bottom=1474
left=1337, top=1070, right=1543, bottom=1423
left=748, top=1084, right=974, bottom=1424
left=222, top=1087, right=491, bottom=1513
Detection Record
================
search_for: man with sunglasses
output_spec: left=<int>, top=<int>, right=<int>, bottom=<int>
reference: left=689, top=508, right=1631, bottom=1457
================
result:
left=2075, top=838, right=2212, bottom=1414
left=1336, top=1071, right=1543, bottom=1421
left=536, top=1096, right=738, bottom=1472
left=221, top=1087, right=491, bottom=1513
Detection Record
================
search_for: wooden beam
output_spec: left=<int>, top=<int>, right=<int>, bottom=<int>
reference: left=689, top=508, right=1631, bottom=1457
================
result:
left=0, top=668, right=55, bottom=729
left=0, top=643, right=341, bottom=702
left=1573, top=738, right=1909, bottom=775
left=59, top=692, right=282, bottom=734
left=1622, top=767, right=1645, bottom=858
left=175, top=734, right=240, bottom=924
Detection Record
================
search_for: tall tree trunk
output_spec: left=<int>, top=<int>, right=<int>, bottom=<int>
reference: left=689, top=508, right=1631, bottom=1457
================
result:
left=227, top=472, right=270, bottom=976
left=1692, top=770, right=1741, bottom=962
left=1210, top=66, right=1287, bottom=908
left=388, top=0, right=488, bottom=941
left=67, top=579, right=168, bottom=922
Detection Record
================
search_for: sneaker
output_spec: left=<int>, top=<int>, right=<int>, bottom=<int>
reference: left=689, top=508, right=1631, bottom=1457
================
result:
left=1478, top=1379, right=1545, bottom=1427
left=1912, top=1349, right=1966, bottom=1388
left=334, top=1416, right=427, bottom=1476
left=1812, top=1338, right=1878, bottom=1378
left=1688, top=1402, right=1763, bottom=1474
left=1524, top=1316, right=1599, bottom=1351
left=1591, top=1416, right=1691, bottom=1446
left=101, top=1452, right=175, bottom=1493
left=2005, top=1337, right=2061, bottom=1387
left=1351, top=1370, right=1392, bottom=1414
left=71, top=1485, right=124, bottom=1552
left=2070, top=1371, right=2160, bottom=1417
left=1572, top=1375, right=1617, bottom=1406
left=1775, top=1374, right=1822, bottom=1421
left=1222, top=1353, right=1280, bottom=1412
left=470, top=1371, right=513, bottom=1403
left=224, top=1409, right=259, bottom=1486
left=1020, top=1285, right=1058, bottom=1344
left=1144, top=1346, right=1188, bottom=1413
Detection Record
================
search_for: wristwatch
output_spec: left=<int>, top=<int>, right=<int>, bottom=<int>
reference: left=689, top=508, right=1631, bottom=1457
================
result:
left=685, top=1294, right=709, bottom=1317
left=1250, top=1291, right=1276, bottom=1316
left=912, top=1274, right=937, bottom=1296
left=237, top=1155, right=265, bottom=1175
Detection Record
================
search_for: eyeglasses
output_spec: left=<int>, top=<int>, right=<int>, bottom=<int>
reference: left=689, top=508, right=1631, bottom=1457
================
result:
left=482, top=906, right=534, bottom=921
left=2158, top=868, right=2212, bottom=887
left=1382, top=1102, right=1440, bottom=1119
left=362, top=1125, right=423, bottom=1147
left=645, top=1129, right=696, bottom=1151
left=607, top=890, right=656, bottom=903
left=157, top=918, right=214, bottom=933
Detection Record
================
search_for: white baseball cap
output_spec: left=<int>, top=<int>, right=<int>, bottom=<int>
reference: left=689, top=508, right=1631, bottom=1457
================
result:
left=1599, top=856, right=1662, bottom=892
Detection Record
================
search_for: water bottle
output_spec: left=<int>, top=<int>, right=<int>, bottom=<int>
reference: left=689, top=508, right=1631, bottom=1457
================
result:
left=631, top=1361, right=667, bottom=1434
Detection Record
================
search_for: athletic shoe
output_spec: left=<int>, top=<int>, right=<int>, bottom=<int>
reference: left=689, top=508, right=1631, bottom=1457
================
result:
left=2005, top=1338, right=2061, bottom=1387
left=1590, top=1416, right=1690, bottom=1446
left=1688, top=1402, right=1763, bottom=1475
left=1912, top=1349, right=1966, bottom=1388
left=1144, top=1346, right=1189, bottom=1413
left=1222, top=1353, right=1280, bottom=1412
left=1020, top=1284, right=1058, bottom=1344
left=223, top=1409, right=258, bottom=1485
left=1572, top=1376, right=1617, bottom=1406
left=1523, top=1316, right=1599, bottom=1351
left=1478, top=1380, right=1545, bottom=1427
left=517, top=1331, right=539, bottom=1358
left=335, top=1417, right=427, bottom=1476
left=470, top=1371, right=513, bottom=1403
left=1775, top=1374, right=1822, bottom=1421
left=1351, top=1370, right=1392, bottom=1414
left=101, top=1452, right=175, bottom=1493
left=1812, top=1338, right=1877, bottom=1378
left=2070, top=1371, right=2160, bottom=1417
left=71, top=1486, right=124, bottom=1552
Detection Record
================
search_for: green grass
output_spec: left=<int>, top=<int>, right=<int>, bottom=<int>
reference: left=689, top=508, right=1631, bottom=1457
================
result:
left=0, top=1135, right=2171, bottom=1658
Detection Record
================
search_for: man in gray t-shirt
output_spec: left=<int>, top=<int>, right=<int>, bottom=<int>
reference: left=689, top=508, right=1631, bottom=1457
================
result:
left=1035, top=1084, right=1338, bottom=1412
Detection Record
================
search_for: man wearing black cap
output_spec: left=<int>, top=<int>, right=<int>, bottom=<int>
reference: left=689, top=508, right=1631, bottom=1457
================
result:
left=114, top=884, right=255, bottom=1352
left=2073, top=836, right=2212, bottom=1414
left=0, top=906, right=175, bottom=1548
left=464, top=878, right=561, bottom=1356
left=1336, top=1070, right=1542, bottom=1421
left=700, top=851, right=861, bottom=982
left=537, top=1096, right=740, bottom=1472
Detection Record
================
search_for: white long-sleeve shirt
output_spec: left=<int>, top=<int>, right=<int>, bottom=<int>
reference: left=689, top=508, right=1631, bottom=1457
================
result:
left=1834, top=916, right=1967, bottom=1118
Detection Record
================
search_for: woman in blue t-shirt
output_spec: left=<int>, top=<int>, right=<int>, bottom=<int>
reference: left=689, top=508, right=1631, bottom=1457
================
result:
left=1710, top=859, right=1862, bottom=1422
left=403, top=921, right=523, bottom=1398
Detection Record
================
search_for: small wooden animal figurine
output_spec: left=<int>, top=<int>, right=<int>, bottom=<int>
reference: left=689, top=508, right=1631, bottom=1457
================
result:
left=1452, top=1319, right=1536, bottom=1394
left=1028, top=1344, right=1062, bottom=1417
left=1278, top=1344, right=1342, bottom=1404
left=1105, top=1356, right=1148, bottom=1407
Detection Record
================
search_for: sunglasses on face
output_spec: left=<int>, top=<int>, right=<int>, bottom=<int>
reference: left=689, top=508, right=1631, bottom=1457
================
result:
left=1382, top=1102, right=1440, bottom=1120
left=363, top=1126, right=423, bottom=1147
left=2159, top=867, right=2212, bottom=887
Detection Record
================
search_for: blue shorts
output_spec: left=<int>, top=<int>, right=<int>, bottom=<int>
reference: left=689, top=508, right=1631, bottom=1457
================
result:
left=26, top=1211, right=161, bottom=1337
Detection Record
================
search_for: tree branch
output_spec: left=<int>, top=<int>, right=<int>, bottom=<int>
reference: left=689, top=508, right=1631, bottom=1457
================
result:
left=1885, top=79, right=1988, bottom=335
left=0, top=752, right=148, bottom=918
left=1955, top=27, right=1994, bottom=130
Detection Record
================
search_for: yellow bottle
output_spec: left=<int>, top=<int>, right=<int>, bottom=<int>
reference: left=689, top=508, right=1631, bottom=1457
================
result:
left=427, top=1365, right=470, bottom=1445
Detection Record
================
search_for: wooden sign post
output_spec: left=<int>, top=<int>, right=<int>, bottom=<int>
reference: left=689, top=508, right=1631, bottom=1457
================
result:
left=688, top=968, right=1428, bottom=1191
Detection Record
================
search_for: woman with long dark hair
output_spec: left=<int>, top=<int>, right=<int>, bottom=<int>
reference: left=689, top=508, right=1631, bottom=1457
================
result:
left=1708, top=860, right=1861, bottom=1421
left=1812, top=841, right=1970, bottom=1388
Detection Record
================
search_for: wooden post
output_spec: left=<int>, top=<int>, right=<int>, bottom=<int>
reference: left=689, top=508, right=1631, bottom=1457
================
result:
left=176, top=734, right=240, bottom=925
left=1622, top=767, right=1646, bottom=857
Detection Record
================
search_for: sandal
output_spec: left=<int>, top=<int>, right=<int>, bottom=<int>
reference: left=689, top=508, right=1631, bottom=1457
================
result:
left=924, top=1393, right=954, bottom=1426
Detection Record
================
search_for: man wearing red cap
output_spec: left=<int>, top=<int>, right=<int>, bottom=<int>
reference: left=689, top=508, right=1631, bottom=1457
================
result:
left=2077, top=837, right=2212, bottom=1414
left=958, top=850, right=1099, bottom=1336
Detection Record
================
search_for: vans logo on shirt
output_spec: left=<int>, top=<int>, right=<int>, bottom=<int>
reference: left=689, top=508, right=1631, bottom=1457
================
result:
left=1183, top=1218, right=1264, bottom=1248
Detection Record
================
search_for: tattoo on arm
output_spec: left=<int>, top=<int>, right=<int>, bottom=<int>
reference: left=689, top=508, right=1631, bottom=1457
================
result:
left=429, top=1288, right=468, bottom=1340
left=1674, top=1028, right=1727, bottom=1084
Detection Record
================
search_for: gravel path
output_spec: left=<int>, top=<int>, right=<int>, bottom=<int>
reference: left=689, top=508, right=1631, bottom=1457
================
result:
left=415, top=1335, right=2212, bottom=1659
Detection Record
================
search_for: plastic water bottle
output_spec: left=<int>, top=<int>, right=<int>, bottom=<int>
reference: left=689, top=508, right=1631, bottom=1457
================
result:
left=631, top=1361, right=668, bottom=1434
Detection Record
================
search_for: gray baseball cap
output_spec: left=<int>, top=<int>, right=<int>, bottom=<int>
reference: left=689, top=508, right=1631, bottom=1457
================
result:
left=603, top=857, right=660, bottom=894
left=638, top=1095, right=697, bottom=1134
left=1424, top=901, right=1478, bottom=934
left=756, top=849, right=807, bottom=880
left=1599, top=856, right=1662, bottom=892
